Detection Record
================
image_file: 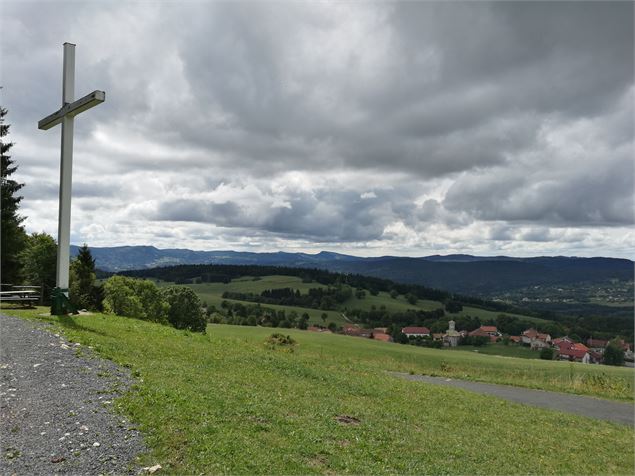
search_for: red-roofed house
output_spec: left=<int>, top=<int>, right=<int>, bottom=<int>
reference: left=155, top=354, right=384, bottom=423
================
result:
left=509, top=336, right=521, bottom=343
left=586, top=338, right=609, bottom=350
left=553, top=336, right=575, bottom=347
left=572, top=343, right=589, bottom=352
left=557, top=343, right=595, bottom=363
left=469, top=326, right=499, bottom=342
left=402, top=326, right=431, bottom=338
left=553, top=340, right=573, bottom=353
left=480, top=325, right=498, bottom=334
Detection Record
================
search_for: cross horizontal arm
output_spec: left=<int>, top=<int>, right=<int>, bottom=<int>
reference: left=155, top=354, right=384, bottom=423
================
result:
left=38, top=90, right=105, bottom=130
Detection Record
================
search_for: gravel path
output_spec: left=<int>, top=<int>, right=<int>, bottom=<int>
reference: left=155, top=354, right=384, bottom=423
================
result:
left=0, top=314, right=146, bottom=475
left=391, top=372, right=634, bottom=426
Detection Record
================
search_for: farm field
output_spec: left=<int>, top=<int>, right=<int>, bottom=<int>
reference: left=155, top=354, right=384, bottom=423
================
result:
left=157, top=275, right=546, bottom=326
left=2, top=308, right=633, bottom=475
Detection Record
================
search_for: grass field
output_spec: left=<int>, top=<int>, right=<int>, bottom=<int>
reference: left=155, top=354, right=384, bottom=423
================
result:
left=2, top=308, right=634, bottom=474
left=160, top=275, right=546, bottom=327
left=447, top=342, right=541, bottom=359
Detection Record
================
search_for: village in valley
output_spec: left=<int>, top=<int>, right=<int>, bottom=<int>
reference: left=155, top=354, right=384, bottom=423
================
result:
left=316, top=321, right=634, bottom=366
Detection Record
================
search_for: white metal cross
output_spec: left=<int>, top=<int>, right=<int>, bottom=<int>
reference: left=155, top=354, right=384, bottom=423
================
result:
left=38, top=43, right=105, bottom=297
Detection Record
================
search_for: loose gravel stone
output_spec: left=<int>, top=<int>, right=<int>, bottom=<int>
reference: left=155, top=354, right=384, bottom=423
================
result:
left=0, top=314, right=146, bottom=474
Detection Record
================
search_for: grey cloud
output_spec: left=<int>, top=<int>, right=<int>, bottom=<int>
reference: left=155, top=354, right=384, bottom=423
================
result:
left=74, top=181, right=121, bottom=198
left=519, top=228, right=554, bottom=243
left=443, top=148, right=634, bottom=227
left=21, top=181, right=58, bottom=201
left=487, top=223, right=513, bottom=241
left=158, top=200, right=243, bottom=227
left=154, top=187, right=417, bottom=242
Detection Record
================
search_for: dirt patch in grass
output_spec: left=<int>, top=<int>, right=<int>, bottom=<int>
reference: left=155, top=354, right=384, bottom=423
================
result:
left=335, top=415, right=361, bottom=425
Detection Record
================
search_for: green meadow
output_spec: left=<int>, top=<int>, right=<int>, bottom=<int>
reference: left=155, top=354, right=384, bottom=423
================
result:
left=158, top=275, right=547, bottom=326
left=2, top=308, right=633, bottom=475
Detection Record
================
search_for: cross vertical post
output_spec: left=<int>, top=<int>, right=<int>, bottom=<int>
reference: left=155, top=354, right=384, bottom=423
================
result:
left=38, top=42, right=105, bottom=314
left=57, top=42, right=75, bottom=297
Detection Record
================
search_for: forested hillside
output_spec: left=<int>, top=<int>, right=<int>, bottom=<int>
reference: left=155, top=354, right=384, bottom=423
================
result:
left=119, top=264, right=634, bottom=343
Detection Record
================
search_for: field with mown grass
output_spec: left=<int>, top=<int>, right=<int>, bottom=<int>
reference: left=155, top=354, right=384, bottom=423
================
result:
left=156, top=275, right=547, bottom=326
left=2, top=308, right=633, bottom=475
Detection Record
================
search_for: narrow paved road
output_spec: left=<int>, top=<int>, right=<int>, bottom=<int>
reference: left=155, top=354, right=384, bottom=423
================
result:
left=391, top=372, right=634, bottom=426
left=0, top=314, right=145, bottom=474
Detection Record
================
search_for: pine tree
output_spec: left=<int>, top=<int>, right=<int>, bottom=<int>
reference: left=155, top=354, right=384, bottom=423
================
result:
left=1, top=105, right=27, bottom=284
left=70, top=244, right=99, bottom=310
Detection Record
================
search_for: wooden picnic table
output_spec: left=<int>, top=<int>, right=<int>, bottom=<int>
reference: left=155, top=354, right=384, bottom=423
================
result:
left=0, top=287, right=40, bottom=306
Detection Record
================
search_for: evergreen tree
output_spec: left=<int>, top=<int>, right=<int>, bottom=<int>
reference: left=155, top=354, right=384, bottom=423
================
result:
left=70, top=244, right=99, bottom=310
left=1, top=105, right=27, bottom=284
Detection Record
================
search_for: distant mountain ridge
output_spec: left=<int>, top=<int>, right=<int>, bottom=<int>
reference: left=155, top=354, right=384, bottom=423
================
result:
left=71, top=245, right=633, bottom=296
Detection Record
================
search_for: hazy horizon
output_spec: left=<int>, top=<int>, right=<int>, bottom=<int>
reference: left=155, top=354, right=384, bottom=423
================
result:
left=69, top=242, right=632, bottom=261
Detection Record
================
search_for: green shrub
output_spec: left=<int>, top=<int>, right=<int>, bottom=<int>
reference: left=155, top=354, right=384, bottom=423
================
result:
left=461, top=335, right=489, bottom=347
left=265, top=333, right=297, bottom=352
left=103, top=276, right=168, bottom=323
left=540, top=347, right=555, bottom=360
left=604, top=341, right=625, bottom=366
left=162, top=286, right=206, bottom=333
left=445, top=300, right=463, bottom=313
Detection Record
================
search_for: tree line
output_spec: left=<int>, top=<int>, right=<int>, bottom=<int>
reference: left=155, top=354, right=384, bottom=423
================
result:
left=222, top=285, right=352, bottom=310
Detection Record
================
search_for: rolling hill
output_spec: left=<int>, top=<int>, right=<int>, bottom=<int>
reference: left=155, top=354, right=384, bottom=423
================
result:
left=73, top=245, right=632, bottom=297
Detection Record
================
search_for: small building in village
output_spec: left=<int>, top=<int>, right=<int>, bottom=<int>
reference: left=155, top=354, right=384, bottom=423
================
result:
left=444, top=320, right=461, bottom=347
left=401, top=326, right=431, bottom=338
left=371, top=331, right=392, bottom=342
left=342, top=325, right=372, bottom=338
left=521, top=328, right=551, bottom=349
left=586, top=338, right=609, bottom=351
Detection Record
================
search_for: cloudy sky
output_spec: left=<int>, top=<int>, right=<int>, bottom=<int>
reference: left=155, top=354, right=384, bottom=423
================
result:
left=1, top=1, right=633, bottom=258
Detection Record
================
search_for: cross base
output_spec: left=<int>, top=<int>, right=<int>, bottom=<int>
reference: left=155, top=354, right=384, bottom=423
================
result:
left=51, top=287, right=77, bottom=315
